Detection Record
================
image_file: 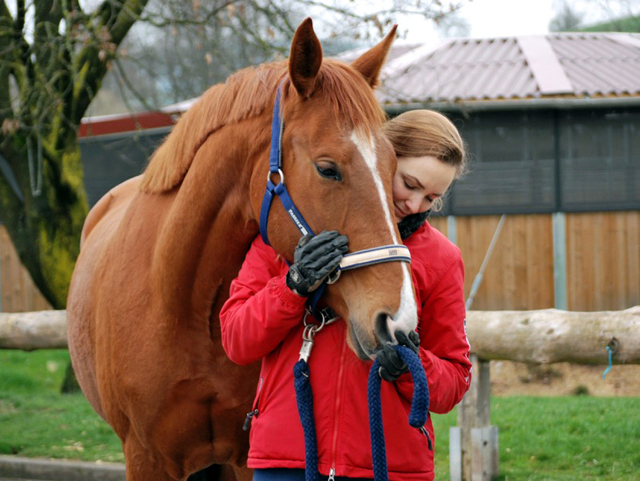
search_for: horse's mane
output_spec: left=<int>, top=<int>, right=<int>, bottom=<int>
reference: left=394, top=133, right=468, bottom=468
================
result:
left=140, top=58, right=386, bottom=194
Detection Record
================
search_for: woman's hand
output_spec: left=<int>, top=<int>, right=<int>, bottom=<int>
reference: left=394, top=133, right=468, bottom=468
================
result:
left=377, top=331, right=421, bottom=382
left=286, top=231, right=349, bottom=296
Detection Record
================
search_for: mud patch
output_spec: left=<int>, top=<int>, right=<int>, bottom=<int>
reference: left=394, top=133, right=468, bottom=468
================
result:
left=490, top=361, right=640, bottom=396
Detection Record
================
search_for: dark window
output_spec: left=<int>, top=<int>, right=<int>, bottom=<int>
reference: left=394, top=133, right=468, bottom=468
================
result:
left=559, top=109, right=640, bottom=212
left=80, top=128, right=170, bottom=206
left=448, top=111, right=556, bottom=215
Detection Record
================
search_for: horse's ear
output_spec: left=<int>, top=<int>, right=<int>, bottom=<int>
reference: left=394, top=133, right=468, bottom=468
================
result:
left=352, top=25, right=397, bottom=88
left=289, top=17, right=323, bottom=98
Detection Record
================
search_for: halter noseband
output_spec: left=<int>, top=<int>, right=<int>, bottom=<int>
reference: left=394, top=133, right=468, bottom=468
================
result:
left=259, top=83, right=411, bottom=289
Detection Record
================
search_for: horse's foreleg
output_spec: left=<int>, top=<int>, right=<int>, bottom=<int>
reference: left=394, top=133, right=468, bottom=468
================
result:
left=230, top=465, right=253, bottom=481
left=184, top=463, right=250, bottom=481
left=123, top=433, right=178, bottom=481
left=187, top=464, right=222, bottom=480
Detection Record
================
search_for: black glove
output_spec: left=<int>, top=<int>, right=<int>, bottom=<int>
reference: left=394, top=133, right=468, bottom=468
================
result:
left=286, top=231, right=349, bottom=296
left=377, top=330, right=421, bottom=382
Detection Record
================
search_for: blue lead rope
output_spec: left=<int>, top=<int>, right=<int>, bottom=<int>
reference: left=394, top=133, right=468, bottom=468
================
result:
left=368, top=346, right=430, bottom=481
left=294, top=345, right=429, bottom=481
left=294, top=358, right=320, bottom=481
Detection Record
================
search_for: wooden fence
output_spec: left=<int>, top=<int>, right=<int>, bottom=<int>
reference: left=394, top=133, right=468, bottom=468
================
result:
left=0, top=225, right=51, bottom=312
left=1, top=211, right=639, bottom=313
left=430, top=211, right=640, bottom=311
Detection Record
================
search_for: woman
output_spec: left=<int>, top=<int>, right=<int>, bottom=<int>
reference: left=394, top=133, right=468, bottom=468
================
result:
left=220, top=109, right=472, bottom=481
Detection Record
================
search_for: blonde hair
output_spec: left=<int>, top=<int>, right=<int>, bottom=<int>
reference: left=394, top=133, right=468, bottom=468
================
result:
left=383, top=109, right=467, bottom=211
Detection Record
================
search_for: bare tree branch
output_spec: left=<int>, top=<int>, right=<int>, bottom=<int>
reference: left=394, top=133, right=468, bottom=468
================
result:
left=112, top=56, right=158, bottom=112
left=139, top=0, right=239, bottom=27
left=0, top=0, right=15, bottom=120
left=0, top=0, right=11, bottom=23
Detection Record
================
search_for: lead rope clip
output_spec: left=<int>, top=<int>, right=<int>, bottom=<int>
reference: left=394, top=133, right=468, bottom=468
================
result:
left=299, top=324, right=318, bottom=364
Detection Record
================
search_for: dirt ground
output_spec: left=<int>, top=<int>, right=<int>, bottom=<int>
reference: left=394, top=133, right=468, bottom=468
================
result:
left=489, top=361, right=640, bottom=397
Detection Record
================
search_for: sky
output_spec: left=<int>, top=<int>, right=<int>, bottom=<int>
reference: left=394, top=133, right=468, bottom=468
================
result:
left=397, top=0, right=638, bottom=44
left=457, top=0, right=557, bottom=38
left=399, top=0, right=562, bottom=44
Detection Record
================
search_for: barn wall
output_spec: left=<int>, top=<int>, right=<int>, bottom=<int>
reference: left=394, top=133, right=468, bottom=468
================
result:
left=429, top=212, right=638, bottom=311
left=2, top=212, right=638, bottom=313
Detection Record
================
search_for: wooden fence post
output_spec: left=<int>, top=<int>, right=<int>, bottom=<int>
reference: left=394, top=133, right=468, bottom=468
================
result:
left=450, top=354, right=498, bottom=481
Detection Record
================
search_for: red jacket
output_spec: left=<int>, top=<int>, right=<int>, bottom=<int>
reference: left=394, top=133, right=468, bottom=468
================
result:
left=220, top=221, right=472, bottom=480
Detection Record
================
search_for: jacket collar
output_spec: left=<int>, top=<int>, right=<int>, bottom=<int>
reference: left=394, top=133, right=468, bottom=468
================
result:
left=398, top=210, right=431, bottom=240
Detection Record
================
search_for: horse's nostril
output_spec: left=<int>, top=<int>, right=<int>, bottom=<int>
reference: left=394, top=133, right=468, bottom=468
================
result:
left=374, top=312, right=394, bottom=345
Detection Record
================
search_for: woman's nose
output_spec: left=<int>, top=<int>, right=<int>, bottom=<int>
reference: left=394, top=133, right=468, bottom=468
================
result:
left=406, top=196, right=423, bottom=214
left=407, top=197, right=420, bottom=214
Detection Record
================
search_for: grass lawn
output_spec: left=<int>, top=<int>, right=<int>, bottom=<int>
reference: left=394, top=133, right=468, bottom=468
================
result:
left=0, top=349, right=123, bottom=463
left=2, top=350, right=640, bottom=480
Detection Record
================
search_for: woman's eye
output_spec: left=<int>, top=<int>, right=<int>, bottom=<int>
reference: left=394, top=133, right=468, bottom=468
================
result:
left=404, top=181, right=414, bottom=190
left=316, top=164, right=342, bottom=181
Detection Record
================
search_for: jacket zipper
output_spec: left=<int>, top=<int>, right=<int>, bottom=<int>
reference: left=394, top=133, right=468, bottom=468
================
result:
left=243, top=376, right=264, bottom=431
left=329, top=334, right=348, bottom=477
left=420, top=425, right=433, bottom=450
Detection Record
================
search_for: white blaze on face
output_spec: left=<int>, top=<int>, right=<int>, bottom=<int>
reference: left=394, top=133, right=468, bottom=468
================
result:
left=350, top=130, right=418, bottom=339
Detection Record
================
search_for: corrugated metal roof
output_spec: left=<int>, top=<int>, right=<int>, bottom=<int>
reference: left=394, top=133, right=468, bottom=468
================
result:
left=368, top=32, right=640, bottom=108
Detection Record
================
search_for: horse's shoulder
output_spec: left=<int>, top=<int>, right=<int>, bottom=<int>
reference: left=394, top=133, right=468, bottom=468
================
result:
left=81, top=175, right=142, bottom=248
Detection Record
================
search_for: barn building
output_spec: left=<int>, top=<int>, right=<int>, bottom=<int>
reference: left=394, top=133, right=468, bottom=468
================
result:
left=2, top=32, right=639, bottom=312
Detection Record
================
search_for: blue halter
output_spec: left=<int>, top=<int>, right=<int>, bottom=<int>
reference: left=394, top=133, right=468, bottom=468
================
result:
left=258, top=83, right=411, bottom=319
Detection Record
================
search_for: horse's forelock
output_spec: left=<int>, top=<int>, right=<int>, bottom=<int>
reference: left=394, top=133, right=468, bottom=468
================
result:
left=286, top=59, right=387, bottom=134
left=326, top=60, right=387, bottom=130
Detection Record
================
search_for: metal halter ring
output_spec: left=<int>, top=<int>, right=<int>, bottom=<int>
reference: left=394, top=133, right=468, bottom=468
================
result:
left=326, top=268, right=341, bottom=284
left=303, top=306, right=339, bottom=331
left=267, top=168, right=285, bottom=185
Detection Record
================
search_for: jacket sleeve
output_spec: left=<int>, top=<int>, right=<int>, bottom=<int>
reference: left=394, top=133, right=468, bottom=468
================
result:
left=396, top=253, right=472, bottom=414
left=219, top=237, right=307, bottom=366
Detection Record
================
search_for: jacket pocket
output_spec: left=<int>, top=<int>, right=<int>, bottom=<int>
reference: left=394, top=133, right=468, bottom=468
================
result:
left=243, top=343, right=282, bottom=430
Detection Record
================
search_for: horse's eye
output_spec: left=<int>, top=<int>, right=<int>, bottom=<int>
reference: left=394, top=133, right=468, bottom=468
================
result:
left=316, top=163, right=342, bottom=181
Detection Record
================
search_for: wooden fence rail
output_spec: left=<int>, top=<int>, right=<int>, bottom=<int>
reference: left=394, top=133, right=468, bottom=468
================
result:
left=2, top=307, right=639, bottom=481
left=3, top=307, right=639, bottom=361
left=0, top=310, right=66, bottom=350
left=467, top=306, right=640, bottom=364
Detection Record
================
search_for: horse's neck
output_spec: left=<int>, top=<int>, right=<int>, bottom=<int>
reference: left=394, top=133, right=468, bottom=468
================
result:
left=152, top=120, right=268, bottom=320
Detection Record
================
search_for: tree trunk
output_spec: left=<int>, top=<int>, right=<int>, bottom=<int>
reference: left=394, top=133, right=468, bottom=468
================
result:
left=0, top=0, right=151, bottom=310
left=0, top=134, right=88, bottom=309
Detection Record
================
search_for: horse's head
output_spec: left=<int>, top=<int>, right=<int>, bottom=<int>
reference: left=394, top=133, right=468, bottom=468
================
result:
left=254, top=18, right=417, bottom=360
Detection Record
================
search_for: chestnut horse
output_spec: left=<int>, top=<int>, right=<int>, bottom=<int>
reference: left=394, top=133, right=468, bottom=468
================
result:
left=67, top=18, right=417, bottom=481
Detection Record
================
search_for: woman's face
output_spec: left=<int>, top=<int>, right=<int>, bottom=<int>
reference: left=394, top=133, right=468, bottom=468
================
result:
left=392, top=155, right=457, bottom=221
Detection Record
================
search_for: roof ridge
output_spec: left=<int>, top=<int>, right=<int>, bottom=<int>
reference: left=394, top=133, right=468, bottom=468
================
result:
left=516, top=35, right=573, bottom=96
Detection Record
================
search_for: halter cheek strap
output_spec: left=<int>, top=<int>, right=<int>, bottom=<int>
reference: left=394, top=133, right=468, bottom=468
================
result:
left=259, top=85, right=315, bottom=245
